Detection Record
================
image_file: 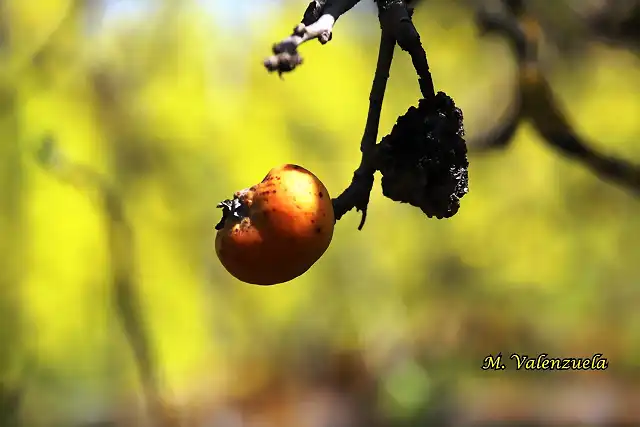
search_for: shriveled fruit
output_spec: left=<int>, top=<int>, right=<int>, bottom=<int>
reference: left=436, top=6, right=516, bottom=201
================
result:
left=215, top=164, right=335, bottom=285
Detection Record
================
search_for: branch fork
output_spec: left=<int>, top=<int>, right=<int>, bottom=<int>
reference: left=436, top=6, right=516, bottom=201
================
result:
left=264, top=0, right=469, bottom=229
left=471, top=0, right=640, bottom=194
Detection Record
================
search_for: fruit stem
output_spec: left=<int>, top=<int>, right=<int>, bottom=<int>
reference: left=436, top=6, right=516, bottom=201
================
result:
left=331, top=25, right=396, bottom=230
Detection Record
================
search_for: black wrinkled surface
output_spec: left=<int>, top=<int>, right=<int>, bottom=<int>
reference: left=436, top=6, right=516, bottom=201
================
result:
left=378, top=91, right=469, bottom=219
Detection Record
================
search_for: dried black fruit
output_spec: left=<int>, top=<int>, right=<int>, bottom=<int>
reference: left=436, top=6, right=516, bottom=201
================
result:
left=378, top=91, right=469, bottom=219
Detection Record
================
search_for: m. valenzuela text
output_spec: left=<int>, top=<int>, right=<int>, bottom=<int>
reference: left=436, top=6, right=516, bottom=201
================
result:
left=481, top=353, right=608, bottom=371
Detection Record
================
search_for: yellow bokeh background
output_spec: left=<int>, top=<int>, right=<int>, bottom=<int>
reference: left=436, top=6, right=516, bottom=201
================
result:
left=0, top=0, right=639, bottom=425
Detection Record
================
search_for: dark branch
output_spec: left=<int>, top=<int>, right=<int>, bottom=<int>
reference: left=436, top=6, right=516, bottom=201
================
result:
left=529, top=75, right=640, bottom=193
left=544, top=132, right=640, bottom=193
left=302, top=0, right=329, bottom=25
left=475, top=7, right=528, bottom=59
left=378, top=1, right=435, bottom=100
left=471, top=0, right=640, bottom=194
left=266, top=0, right=469, bottom=229
left=468, top=92, right=522, bottom=151
left=332, top=30, right=395, bottom=228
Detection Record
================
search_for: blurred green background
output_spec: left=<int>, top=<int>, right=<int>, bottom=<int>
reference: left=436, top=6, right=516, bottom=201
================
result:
left=0, top=0, right=639, bottom=426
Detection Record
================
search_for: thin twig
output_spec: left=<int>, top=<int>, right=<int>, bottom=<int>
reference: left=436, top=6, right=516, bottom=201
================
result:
left=380, top=1, right=436, bottom=101
left=333, top=30, right=396, bottom=228
left=264, top=0, right=362, bottom=75
left=265, top=0, right=469, bottom=228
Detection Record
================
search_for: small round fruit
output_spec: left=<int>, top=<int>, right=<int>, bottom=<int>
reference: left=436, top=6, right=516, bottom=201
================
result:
left=215, top=164, right=335, bottom=285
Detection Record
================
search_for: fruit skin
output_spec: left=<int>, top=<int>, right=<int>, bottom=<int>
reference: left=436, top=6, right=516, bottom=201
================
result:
left=215, top=164, right=335, bottom=285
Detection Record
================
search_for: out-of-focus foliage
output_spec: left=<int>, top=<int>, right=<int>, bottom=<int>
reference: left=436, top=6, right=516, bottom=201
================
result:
left=0, top=0, right=639, bottom=425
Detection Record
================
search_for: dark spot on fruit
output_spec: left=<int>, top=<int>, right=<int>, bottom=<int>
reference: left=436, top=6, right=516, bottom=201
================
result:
left=315, top=226, right=322, bottom=234
left=263, top=211, right=269, bottom=218
left=295, top=205, right=302, bottom=210
left=250, top=186, right=256, bottom=191
left=271, top=208, right=277, bottom=212
left=318, top=192, right=323, bottom=199
left=310, top=219, right=315, bottom=224
left=271, top=190, right=277, bottom=194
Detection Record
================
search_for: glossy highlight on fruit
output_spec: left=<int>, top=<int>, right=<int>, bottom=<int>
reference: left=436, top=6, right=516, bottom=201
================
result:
left=215, top=164, right=335, bottom=285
